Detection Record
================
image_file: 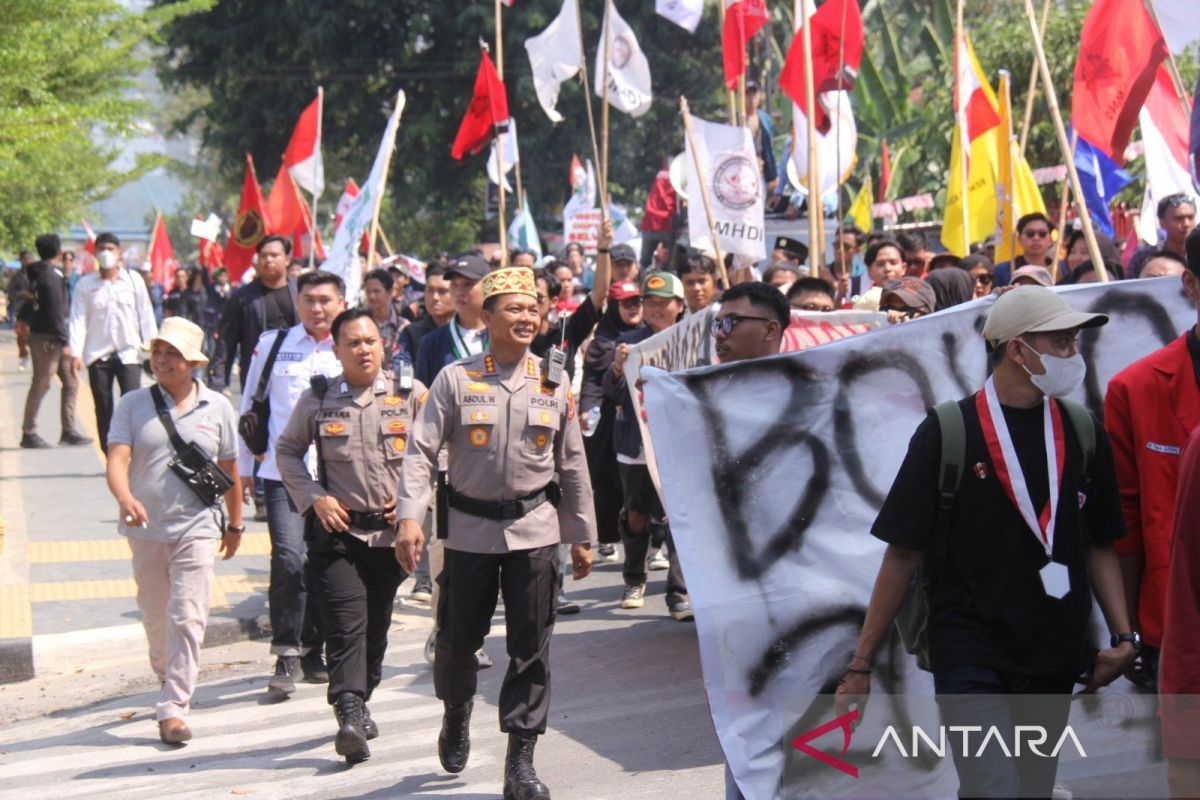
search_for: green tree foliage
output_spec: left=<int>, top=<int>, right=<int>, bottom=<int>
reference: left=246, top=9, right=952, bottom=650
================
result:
left=0, top=0, right=206, bottom=256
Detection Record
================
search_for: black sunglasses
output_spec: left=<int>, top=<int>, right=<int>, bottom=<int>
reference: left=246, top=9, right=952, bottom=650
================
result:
left=711, top=314, right=773, bottom=336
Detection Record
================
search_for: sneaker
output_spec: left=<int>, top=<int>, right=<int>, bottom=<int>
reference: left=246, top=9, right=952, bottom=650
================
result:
left=18, top=357, right=29, bottom=372
left=557, top=594, right=581, bottom=615
left=19, top=434, right=51, bottom=449
left=409, top=577, right=433, bottom=603
left=1051, top=783, right=1073, bottom=800
left=667, top=597, right=695, bottom=622
left=59, top=431, right=93, bottom=446
left=597, top=543, right=620, bottom=563
left=648, top=547, right=670, bottom=571
left=620, top=583, right=646, bottom=609
left=301, top=649, right=330, bottom=683
left=254, top=502, right=268, bottom=522
left=267, top=655, right=299, bottom=697
left=475, top=648, right=493, bottom=669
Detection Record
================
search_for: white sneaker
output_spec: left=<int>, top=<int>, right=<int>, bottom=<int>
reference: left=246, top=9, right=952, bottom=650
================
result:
left=18, top=357, right=28, bottom=372
left=1051, top=783, right=1072, bottom=800
left=648, top=547, right=669, bottom=571
left=597, top=543, right=620, bottom=563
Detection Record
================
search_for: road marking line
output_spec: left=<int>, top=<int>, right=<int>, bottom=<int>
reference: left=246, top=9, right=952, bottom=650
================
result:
left=28, top=533, right=271, bottom=563
left=26, top=573, right=268, bottom=603
left=0, top=583, right=32, bottom=638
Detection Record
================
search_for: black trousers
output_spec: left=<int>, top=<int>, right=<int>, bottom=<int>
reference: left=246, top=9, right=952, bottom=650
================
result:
left=434, top=545, right=557, bottom=734
left=87, top=355, right=142, bottom=453
left=308, top=530, right=406, bottom=703
left=619, top=462, right=687, bottom=600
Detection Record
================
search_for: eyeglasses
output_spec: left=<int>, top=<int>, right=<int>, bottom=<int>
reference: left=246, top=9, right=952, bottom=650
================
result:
left=884, top=306, right=919, bottom=319
left=618, top=297, right=643, bottom=308
left=975, top=274, right=994, bottom=285
left=1021, top=228, right=1051, bottom=238
left=711, top=314, right=773, bottom=336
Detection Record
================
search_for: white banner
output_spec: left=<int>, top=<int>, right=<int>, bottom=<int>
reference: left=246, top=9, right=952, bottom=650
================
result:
left=525, top=0, right=583, bottom=123
left=686, top=114, right=766, bottom=261
left=594, top=0, right=653, bottom=118
left=487, top=119, right=520, bottom=192
left=656, top=0, right=704, bottom=32
left=323, top=91, right=406, bottom=304
left=641, top=280, right=1194, bottom=799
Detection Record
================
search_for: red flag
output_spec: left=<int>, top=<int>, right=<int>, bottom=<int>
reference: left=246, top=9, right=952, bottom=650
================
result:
left=79, top=218, right=98, bottom=273
left=265, top=163, right=327, bottom=261
left=779, top=0, right=864, bottom=134
left=451, top=48, right=510, bottom=160
left=148, top=213, right=177, bottom=288
left=225, top=154, right=272, bottom=282
left=199, top=239, right=224, bottom=270
left=1071, top=0, right=1167, bottom=166
left=878, top=138, right=891, bottom=202
left=722, top=0, right=769, bottom=90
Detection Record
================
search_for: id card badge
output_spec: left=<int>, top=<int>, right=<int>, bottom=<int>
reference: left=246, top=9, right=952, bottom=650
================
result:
left=1040, top=560, right=1071, bottom=600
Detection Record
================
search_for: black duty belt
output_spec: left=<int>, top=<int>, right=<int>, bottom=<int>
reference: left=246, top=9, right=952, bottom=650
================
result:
left=446, top=482, right=561, bottom=522
left=348, top=510, right=391, bottom=531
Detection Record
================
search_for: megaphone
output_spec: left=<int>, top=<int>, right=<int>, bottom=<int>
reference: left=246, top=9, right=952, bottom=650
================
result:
left=669, top=152, right=689, bottom=201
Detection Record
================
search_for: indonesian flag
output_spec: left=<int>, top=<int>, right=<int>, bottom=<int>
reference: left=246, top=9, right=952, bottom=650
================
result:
left=779, top=0, right=864, bottom=134
left=282, top=95, right=324, bottom=197
left=1137, top=65, right=1193, bottom=244
left=148, top=213, right=177, bottom=288
left=80, top=218, right=97, bottom=273
left=722, top=0, right=768, bottom=90
left=451, top=48, right=509, bottom=160
left=225, top=153, right=272, bottom=283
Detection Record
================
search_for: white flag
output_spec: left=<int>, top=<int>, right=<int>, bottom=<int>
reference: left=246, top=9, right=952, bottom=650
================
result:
left=789, top=90, right=858, bottom=200
left=562, top=157, right=596, bottom=234
left=656, top=0, right=704, bottom=33
left=487, top=119, right=520, bottom=192
left=685, top=114, right=766, bottom=260
left=324, top=90, right=406, bottom=305
left=525, top=0, right=583, bottom=123
left=594, top=1, right=652, bottom=118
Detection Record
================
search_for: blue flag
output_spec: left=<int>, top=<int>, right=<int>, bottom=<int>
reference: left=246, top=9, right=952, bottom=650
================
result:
left=1071, top=128, right=1132, bottom=238
left=508, top=198, right=542, bottom=260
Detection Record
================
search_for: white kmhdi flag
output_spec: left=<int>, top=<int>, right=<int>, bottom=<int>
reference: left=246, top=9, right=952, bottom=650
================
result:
left=594, top=0, right=652, bottom=117
left=685, top=114, right=766, bottom=260
left=525, top=0, right=583, bottom=124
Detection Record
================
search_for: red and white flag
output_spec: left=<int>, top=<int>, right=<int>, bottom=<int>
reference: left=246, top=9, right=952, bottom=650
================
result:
left=80, top=218, right=97, bottom=272
left=779, top=0, right=864, bottom=134
left=283, top=95, right=324, bottom=196
left=451, top=48, right=509, bottom=160
left=955, top=32, right=1001, bottom=147
left=1137, top=65, right=1193, bottom=244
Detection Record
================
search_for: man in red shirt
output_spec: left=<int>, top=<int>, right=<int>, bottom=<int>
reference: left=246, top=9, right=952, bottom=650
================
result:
left=1104, top=225, right=1200, bottom=683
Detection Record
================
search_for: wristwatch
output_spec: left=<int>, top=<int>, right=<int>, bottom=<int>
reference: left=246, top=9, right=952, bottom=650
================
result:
left=226, top=524, right=246, bottom=535
left=1111, top=632, right=1141, bottom=653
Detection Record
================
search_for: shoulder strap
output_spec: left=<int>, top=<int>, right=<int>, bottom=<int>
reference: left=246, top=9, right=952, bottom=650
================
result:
left=253, top=329, right=288, bottom=403
left=313, top=383, right=328, bottom=490
left=932, top=401, right=967, bottom=507
left=1058, top=398, right=1096, bottom=474
left=150, top=383, right=193, bottom=458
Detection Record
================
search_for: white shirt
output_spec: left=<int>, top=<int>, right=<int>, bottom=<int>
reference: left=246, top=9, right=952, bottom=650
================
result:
left=69, top=268, right=158, bottom=366
left=238, top=324, right=342, bottom=481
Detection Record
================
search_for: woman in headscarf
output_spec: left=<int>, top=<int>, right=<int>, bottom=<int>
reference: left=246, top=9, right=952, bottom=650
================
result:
left=925, top=266, right=978, bottom=311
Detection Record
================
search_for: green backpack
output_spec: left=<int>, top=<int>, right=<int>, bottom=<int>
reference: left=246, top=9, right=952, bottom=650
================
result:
left=893, top=398, right=1096, bottom=671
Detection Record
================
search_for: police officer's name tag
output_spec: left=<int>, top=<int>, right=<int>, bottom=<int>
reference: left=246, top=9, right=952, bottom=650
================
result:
left=1041, top=561, right=1070, bottom=600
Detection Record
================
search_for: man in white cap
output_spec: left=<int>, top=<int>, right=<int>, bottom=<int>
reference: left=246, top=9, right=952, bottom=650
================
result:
left=835, top=286, right=1136, bottom=798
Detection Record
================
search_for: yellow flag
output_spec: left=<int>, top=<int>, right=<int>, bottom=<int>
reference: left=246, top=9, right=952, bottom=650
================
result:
left=941, top=124, right=1000, bottom=257
left=848, top=177, right=873, bottom=233
left=994, top=72, right=1047, bottom=264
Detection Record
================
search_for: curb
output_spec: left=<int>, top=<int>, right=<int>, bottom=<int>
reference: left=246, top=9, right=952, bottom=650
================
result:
left=0, top=637, right=33, bottom=683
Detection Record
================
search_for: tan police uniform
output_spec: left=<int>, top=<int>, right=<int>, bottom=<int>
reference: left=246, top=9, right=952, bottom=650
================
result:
left=397, top=303, right=596, bottom=738
left=276, top=369, right=425, bottom=707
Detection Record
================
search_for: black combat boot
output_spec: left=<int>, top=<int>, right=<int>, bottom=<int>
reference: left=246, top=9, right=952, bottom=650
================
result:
left=503, top=731, right=550, bottom=800
left=361, top=702, right=378, bottom=740
left=332, top=692, right=370, bottom=764
left=438, top=699, right=473, bottom=773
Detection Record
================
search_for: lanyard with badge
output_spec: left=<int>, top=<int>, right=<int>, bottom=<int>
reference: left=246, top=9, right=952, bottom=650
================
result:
left=975, top=376, right=1070, bottom=599
left=448, top=315, right=487, bottom=360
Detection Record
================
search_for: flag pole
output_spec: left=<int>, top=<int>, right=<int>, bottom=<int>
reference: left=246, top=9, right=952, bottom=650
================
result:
left=366, top=95, right=403, bottom=274
left=1022, top=0, right=1108, bottom=281
left=495, top=1, right=509, bottom=267
left=1143, top=0, right=1193, bottom=115
left=680, top=96, right=731, bottom=289
left=718, top=1, right=737, bottom=125
left=600, top=0, right=612, bottom=211
left=307, top=86, right=323, bottom=270
left=1018, top=0, right=1050, bottom=157
left=1052, top=140, right=1075, bottom=285
left=574, top=0, right=607, bottom=224
left=999, top=70, right=1019, bottom=266
left=954, top=0, right=970, bottom=255
left=801, top=0, right=822, bottom=276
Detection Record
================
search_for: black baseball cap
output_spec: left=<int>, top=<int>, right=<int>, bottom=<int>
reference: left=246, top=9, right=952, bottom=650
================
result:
left=774, top=236, right=808, bottom=262
left=446, top=254, right=489, bottom=281
left=610, top=243, right=636, bottom=263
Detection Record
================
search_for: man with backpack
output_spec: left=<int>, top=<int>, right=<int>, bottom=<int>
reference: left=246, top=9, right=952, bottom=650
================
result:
left=836, top=286, right=1136, bottom=798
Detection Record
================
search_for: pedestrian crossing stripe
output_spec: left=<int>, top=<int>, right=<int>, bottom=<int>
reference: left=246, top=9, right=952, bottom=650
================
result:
left=22, top=573, right=269, bottom=603
left=27, top=533, right=272, bottom=563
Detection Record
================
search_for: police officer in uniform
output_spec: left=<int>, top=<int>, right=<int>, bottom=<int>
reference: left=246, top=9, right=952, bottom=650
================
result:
left=276, top=307, right=426, bottom=764
left=396, top=266, right=596, bottom=800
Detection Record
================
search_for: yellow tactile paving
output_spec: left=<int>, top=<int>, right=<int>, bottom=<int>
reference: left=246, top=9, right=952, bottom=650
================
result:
left=28, top=533, right=272, bottom=563
left=0, top=584, right=33, bottom=639
left=26, top=573, right=268, bottom=604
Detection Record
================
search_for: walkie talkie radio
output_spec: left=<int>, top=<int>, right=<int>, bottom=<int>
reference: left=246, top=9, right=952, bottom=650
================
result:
left=541, top=319, right=569, bottom=388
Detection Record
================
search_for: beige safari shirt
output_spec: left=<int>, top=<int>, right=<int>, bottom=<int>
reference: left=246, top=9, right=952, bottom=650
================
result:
left=397, top=350, right=597, bottom=553
left=276, top=370, right=426, bottom=547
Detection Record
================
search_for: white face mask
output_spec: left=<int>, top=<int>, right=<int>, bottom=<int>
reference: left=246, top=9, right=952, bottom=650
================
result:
left=97, top=250, right=118, bottom=270
left=1019, top=338, right=1086, bottom=398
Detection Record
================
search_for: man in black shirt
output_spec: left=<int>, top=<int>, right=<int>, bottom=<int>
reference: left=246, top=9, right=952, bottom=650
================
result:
left=837, top=286, right=1137, bottom=798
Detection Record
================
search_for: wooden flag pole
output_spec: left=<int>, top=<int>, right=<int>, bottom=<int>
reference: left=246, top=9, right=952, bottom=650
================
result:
left=954, top=0, right=970, bottom=254
left=1022, top=0, right=1108, bottom=281
left=378, top=227, right=395, bottom=258
left=307, top=86, right=323, bottom=270
left=680, top=97, right=731, bottom=289
left=737, top=75, right=747, bottom=128
left=1018, top=0, right=1051, bottom=157
left=495, top=0, right=509, bottom=267
left=718, top=0, right=737, bottom=125
left=998, top=70, right=1019, bottom=265
left=1051, top=137, right=1076, bottom=285
left=801, top=0, right=822, bottom=275
left=1143, top=0, right=1193, bottom=115
left=573, top=0, right=607, bottom=224
left=366, top=97, right=404, bottom=273
left=600, top=0, right=612, bottom=211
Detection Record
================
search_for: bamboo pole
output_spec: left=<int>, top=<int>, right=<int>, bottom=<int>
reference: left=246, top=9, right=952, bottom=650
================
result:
left=378, top=227, right=395, bottom=258
left=737, top=75, right=747, bottom=128
left=1143, top=0, right=1193, bottom=116
left=1022, top=0, right=1108, bottom=281
left=954, top=0, right=970, bottom=254
left=495, top=0, right=508, bottom=267
left=307, top=86, right=323, bottom=269
left=801, top=0, right=822, bottom=276
left=574, top=0, right=607, bottom=224
left=1018, top=0, right=1050, bottom=157
left=680, top=97, right=731, bottom=289
left=366, top=95, right=404, bottom=273
left=718, top=0, right=737, bottom=124
left=599, top=0, right=612, bottom=212
left=998, top=70, right=1019, bottom=266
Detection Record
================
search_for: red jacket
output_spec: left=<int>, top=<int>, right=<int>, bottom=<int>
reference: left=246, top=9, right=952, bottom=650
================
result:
left=1104, top=332, right=1200, bottom=647
left=1161, top=427, right=1200, bottom=758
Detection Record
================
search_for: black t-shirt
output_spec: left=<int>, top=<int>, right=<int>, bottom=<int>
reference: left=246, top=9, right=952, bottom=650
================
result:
left=872, top=395, right=1125, bottom=680
left=263, top=285, right=295, bottom=330
left=531, top=298, right=599, bottom=382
